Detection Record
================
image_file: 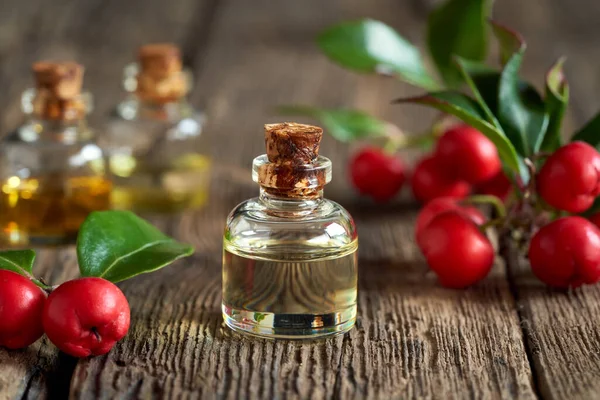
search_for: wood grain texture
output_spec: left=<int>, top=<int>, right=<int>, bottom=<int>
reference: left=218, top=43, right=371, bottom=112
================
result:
left=0, top=0, right=210, bottom=398
left=0, top=249, right=80, bottom=400
left=68, top=0, right=535, bottom=398
left=497, top=1, right=600, bottom=399
left=504, top=243, right=600, bottom=400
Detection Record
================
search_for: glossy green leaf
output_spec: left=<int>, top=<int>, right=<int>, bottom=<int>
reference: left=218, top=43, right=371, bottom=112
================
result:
left=454, top=57, right=502, bottom=129
left=542, top=58, right=569, bottom=151
left=454, top=58, right=547, bottom=155
left=0, top=249, right=47, bottom=289
left=494, top=23, right=549, bottom=156
left=0, top=249, right=35, bottom=277
left=392, top=91, right=522, bottom=174
left=77, top=211, right=194, bottom=283
left=318, top=19, right=438, bottom=90
left=491, top=20, right=524, bottom=66
left=571, top=112, right=600, bottom=148
left=427, top=0, right=491, bottom=86
left=277, top=105, right=386, bottom=142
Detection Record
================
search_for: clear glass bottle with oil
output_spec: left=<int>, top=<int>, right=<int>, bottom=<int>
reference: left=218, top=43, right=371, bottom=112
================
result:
left=103, top=43, right=210, bottom=213
left=223, top=122, right=358, bottom=339
left=0, top=62, right=111, bottom=246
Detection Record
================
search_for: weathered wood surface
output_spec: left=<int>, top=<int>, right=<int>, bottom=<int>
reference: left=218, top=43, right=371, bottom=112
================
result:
left=0, top=0, right=599, bottom=398
left=70, top=0, right=535, bottom=398
left=497, top=0, right=600, bottom=399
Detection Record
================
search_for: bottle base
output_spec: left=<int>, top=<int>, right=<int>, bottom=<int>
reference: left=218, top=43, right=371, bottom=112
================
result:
left=222, top=304, right=356, bottom=340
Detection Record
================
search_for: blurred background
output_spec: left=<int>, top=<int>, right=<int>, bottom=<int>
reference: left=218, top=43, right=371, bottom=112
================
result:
left=0, top=0, right=599, bottom=201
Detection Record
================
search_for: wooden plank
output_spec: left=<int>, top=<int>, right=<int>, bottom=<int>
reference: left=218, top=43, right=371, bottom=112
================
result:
left=495, top=0, right=600, bottom=398
left=0, top=249, right=79, bottom=400
left=0, top=0, right=212, bottom=398
left=504, top=245, right=600, bottom=400
left=69, top=0, right=535, bottom=398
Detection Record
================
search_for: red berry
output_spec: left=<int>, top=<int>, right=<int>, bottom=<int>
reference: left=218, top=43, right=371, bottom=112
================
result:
left=415, top=197, right=486, bottom=248
left=528, top=216, right=600, bottom=288
left=590, top=213, right=600, bottom=229
left=537, top=142, right=600, bottom=213
left=411, top=155, right=471, bottom=203
left=474, top=171, right=513, bottom=201
left=419, top=211, right=494, bottom=289
left=435, top=124, right=501, bottom=184
left=0, top=270, right=46, bottom=349
left=43, top=277, right=130, bottom=357
left=349, top=147, right=406, bottom=202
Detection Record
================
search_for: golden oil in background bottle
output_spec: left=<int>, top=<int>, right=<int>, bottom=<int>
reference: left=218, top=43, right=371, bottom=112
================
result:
left=222, top=123, right=358, bottom=339
left=0, top=62, right=111, bottom=246
left=103, top=43, right=211, bottom=213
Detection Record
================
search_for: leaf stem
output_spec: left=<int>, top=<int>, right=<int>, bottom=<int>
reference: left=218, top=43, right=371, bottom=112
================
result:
left=523, top=158, right=537, bottom=199
left=462, top=194, right=507, bottom=219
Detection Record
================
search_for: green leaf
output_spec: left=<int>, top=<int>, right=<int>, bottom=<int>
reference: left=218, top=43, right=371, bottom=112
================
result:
left=0, top=249, right=35, bottom=277
left=454, top=57, right=502, bottom=129
left=571, top=112, right=600, bottom=148
left=276, top=105, right=386, bottom=142
left=542, top=58, right=569, bottom=151
left=427, top=0, right=491, bottom=86
left=392, top=91, right=522, bottom=174
left=317, top=19, right=439, bottom=90
left=490, top=20, right=524, bottom=66
left=493, top=22, right=549, bottom=156
left=0, top=249, right=48, bottom=289
left=77, top=211, right=194, bottom=283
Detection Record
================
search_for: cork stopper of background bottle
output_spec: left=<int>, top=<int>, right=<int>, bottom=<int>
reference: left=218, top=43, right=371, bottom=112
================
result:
left=259, top=122, right=327, bottom=198
left=31, top=61, right=86, bottom=120
left=136, top=43, right=187, bottom=103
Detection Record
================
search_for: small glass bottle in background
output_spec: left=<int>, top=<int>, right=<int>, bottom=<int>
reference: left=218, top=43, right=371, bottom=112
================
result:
left=103, top=43, right=210, bottom=213
left=222, top=122, right=358, bottom=339
left=0, top=62, right=111, bottom=246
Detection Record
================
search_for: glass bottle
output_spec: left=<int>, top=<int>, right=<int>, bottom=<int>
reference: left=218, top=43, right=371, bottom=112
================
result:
left=222, top=122, right=358, bottom=339
left=0, top=62, right=111, bottom=246
left=103, top=43, right=210, bottom=213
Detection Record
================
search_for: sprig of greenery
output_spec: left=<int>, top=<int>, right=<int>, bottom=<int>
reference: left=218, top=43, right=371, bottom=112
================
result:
left=280, top=0, right=493, bottom=144
left=0, top=211, right=194, bottom=286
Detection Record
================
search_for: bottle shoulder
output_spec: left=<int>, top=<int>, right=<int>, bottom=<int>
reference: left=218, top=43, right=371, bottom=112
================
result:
left=104, top=100, right=206, bottom=149
left=225, top=197, right=357, bottom=255
left=3, top=121, right=96, bottom=146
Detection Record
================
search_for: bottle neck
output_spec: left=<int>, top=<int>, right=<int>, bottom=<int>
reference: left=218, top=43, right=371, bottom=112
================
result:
left=259, top=187, right=324, bottom=212
left=18, top=118, right=92, bottom=143
left=118, top=96, right=192, bottom=122
left=18, top=88, right=92, bottom=143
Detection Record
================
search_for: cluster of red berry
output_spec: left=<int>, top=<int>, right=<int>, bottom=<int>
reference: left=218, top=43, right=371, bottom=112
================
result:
left=352, top=124, right=600, bottom=290
left=350, top=124, right=511, bottom=203
left=0, top=271, right=130, bottom=356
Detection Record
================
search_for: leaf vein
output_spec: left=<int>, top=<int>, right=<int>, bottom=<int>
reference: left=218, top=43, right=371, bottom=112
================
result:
left=99, top=239, right=174, bottom=278
left=0, top=255, right=29, bottom=276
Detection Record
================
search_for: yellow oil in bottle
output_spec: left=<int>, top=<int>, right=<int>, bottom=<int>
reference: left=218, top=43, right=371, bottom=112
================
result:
left=222, top=238, right=358, bottom=339
left=109, top=152, right=211, bottom=213
left=0, top=175, right=112, bottom=246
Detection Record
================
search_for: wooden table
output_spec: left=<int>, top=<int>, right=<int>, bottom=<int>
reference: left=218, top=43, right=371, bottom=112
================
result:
left=2, top=0, right=600, bottom=398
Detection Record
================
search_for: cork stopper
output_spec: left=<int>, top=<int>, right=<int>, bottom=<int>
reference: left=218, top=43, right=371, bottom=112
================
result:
left=32, top=62, right=84, bottom=99
left=135, top=43, right=187, bottom=103
left=31, top=61, right=86, bottom=121
left=257, top=122, right=329, bottom=199
left=265, top=122, right=323, bottom=165
left=138, top=43, right=182, bottom=79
